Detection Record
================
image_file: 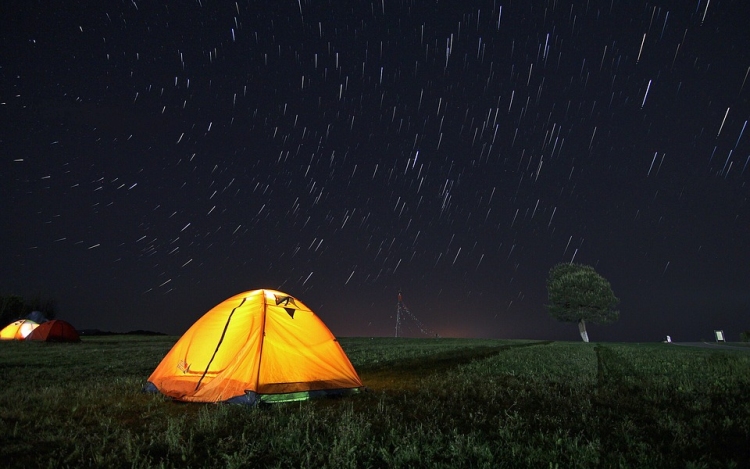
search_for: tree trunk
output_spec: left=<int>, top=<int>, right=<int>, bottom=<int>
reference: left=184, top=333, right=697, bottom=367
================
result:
left=578, top=319, right=589, bottom=342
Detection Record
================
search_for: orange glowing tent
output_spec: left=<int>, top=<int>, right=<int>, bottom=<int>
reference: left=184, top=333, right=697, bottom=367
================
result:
left=26, top=319, right=80, bottom=342
left=0, top=319, right=39, bottom=340
left=144, top=289, right=363, bottom=404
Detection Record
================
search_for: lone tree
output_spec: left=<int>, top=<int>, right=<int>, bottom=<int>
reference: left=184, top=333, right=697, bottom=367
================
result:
left=546, top=263, right=619, bottom=342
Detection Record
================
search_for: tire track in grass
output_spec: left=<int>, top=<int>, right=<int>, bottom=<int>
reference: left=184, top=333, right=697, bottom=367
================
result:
left=360, top=341, right=553, bottom=391
left=593, top=344, right=674, bottom=466
left=594, top=344, right=750, bottom=466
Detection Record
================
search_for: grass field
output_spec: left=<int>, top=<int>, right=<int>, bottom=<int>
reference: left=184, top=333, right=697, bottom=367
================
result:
left=1, top=336, right=749, bottom=468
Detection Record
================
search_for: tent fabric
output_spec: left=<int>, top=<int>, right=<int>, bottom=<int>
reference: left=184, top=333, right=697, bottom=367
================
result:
left=26, top=310, right=49, bottom=324
left=0, top=320, right=39, bottom=340
left=145, top=289, right=363, bottom=404
left=26, top=319, right=80, bottom=342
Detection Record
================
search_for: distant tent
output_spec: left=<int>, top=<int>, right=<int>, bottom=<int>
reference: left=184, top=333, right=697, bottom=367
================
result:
left=26, top=310, right=49, bottom=324
left=0, top=320, right=39, bottom=340
left=144, top=289, right=363, bottom=405
left=26, top=320, right=80, bottom=342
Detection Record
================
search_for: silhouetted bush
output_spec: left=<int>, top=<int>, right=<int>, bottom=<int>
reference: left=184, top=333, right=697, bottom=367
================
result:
left=0, top=294, right=57, bottom=325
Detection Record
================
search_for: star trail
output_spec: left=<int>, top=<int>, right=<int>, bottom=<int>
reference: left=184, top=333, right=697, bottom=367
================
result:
left=1, top=0, right=748, bottom=341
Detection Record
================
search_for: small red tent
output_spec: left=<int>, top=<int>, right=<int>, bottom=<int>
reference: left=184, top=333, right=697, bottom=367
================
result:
left=26, top=320, right=80, bottom=342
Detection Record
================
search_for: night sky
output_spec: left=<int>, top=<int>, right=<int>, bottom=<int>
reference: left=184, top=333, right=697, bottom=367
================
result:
left=2, top=0, right=748, bottom=341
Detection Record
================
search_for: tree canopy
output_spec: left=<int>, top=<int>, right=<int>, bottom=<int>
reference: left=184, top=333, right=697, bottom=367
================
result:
left=546, top=263, right=619, bottom=326
left=0, top=294, right=57, bottom=326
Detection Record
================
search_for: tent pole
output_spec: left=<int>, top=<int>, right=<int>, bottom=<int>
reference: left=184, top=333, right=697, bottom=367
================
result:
left=195, top=297, right=246, bottom=391
left=254, top=291, right=269, bottom=391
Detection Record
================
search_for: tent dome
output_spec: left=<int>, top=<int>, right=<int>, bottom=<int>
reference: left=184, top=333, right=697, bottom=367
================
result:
left=144, top=289, right=363, bottom=404
left=26, top=310, right=49, bottom=324
left=0, top=320, right=39, bottom=340
left=26, top=319, right=80, bottom=342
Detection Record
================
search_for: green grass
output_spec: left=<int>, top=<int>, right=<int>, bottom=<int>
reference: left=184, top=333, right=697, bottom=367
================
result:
left=1, top=336, right=749, bottom=468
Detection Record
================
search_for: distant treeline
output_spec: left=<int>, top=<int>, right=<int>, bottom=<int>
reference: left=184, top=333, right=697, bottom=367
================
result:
left=0, top=294, right=57, bottom=326
left=78, top=329, right=167, bottom=336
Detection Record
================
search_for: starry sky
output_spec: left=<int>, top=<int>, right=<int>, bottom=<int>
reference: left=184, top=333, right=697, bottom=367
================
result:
left=1, top=0, right=748, bottom=341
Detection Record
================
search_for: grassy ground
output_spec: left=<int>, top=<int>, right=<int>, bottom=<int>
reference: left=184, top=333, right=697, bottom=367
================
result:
left=1, top=336, right=749, bottom=468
